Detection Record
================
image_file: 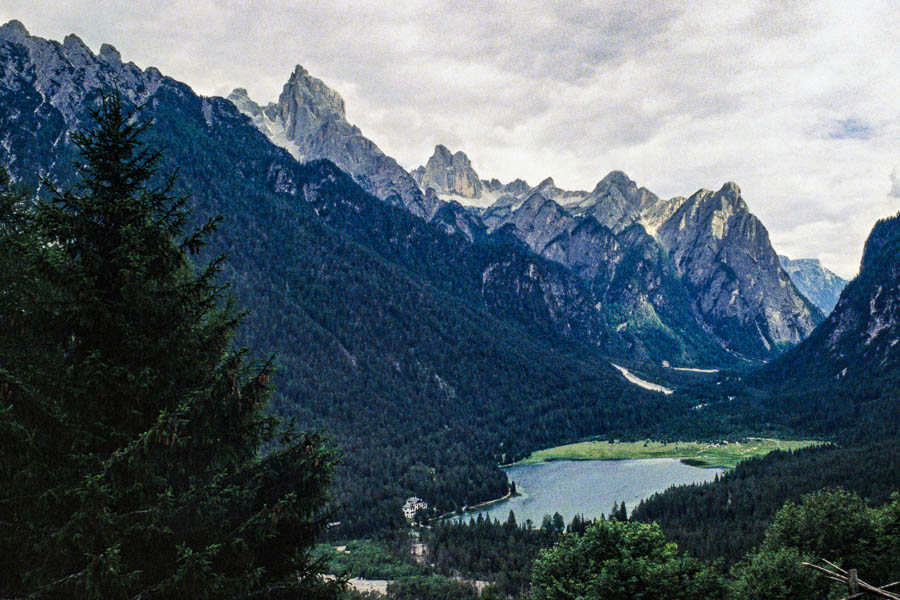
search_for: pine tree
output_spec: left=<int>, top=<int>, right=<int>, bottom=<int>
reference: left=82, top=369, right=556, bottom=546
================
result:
left=0, top=92, right=339, bottom=599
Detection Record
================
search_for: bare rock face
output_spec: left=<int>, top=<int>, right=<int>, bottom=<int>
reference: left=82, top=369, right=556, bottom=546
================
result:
left=429, top=196, right=488, bottom=243
left=228, top=67, right=437, bottom=219
left=490, top=192, right=579, bottom=254
left=477, top=168, right=822, bottom=360
left=657, top=183, right=821, bottom=353
left=542, top=217, right=621, bottom=283
left=565, top=171, right=661, bottom=233
left=418, top=145, right=483, bottom=199
left=779, top=255, right=848, bottom=315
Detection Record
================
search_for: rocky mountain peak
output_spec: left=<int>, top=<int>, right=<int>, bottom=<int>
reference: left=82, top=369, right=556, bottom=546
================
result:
left=537, top=177, right=556, bottom=189
left=492, top=191, right=579, bottom=254
left=277, top=64, right=346, bottom=137
left=506, top=178, right=530, bottom=196
left=418, top=144, right=482, bottom=199
left=521, top=191, right=550, bottom=208
left=598, top=170, right=635, bottom=189
left=230, top=65, right=436, bottom=218
left=99, top=43, right=122, bottom=64
left=433, top=144, right=452, bottom=161
left=657, top=183, right=820, bottom=353
left=63, top=33, right=88, bottom=51
left=0, top=19, right=29, bottom=43
left=567, top=170, right=656, bottom=233
left=712, top=182, right=749, bottom=214
left=720, top=181, right=741, bottom=195
left=229, top=87, right=250, bottom=100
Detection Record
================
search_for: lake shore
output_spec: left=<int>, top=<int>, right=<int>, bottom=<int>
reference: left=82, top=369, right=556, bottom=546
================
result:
left=446, top=458, right=725, bottom=525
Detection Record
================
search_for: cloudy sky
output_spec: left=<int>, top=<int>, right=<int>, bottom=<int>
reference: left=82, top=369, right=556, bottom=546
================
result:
left=2, top=0, right=898, bottom=277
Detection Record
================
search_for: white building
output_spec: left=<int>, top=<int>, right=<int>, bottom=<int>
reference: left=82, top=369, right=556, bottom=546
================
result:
left=403, top=496, right=428, bottom=521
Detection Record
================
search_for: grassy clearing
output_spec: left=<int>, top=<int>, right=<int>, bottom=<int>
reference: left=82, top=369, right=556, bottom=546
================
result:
left=515, top=438, right=823, bottom=469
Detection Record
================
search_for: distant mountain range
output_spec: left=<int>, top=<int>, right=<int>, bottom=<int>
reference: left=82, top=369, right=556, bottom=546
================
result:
left=778, top=255, right=847, bottom=314
left=407, top=144, right=824, bottom=360
left=232, top=67, right=831, bottom=362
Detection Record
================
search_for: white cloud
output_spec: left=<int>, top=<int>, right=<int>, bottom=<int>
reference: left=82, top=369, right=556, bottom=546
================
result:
left=2, top=0, right=899, bottom=278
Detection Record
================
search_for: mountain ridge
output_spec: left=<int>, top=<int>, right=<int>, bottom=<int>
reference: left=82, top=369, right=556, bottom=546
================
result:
left=413, top=143, right=823, bottom=359
left=779, top=254, right=848, bottom=314
left=227, top=66, right=437, bottom=219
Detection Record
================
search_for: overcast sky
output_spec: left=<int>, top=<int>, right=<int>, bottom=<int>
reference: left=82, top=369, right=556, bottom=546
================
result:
left=3, top=1, right=899, bottom=277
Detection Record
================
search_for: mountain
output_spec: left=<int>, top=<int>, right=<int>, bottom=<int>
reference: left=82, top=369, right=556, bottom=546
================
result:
left=414, top=146, right=821, bottom=360
left=412, top=144, right=483, bottom=200
left=228, top=66, right=438, bottom=219
left=632, top=214, right=900, bottom=563
left=566, top=170, right=664, bottom=234
left=227, top=59, right=820, bottom=363
left=779, top=255, right=848, bottom=314
left=656, top=183, right=822, bottom=356
left=766, top=213, right=900, bottom=386
left=0, top=21, right=706, bottom=536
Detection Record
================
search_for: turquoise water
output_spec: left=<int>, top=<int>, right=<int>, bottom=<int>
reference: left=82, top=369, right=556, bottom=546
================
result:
left=453, top=458, right=723, bottom=525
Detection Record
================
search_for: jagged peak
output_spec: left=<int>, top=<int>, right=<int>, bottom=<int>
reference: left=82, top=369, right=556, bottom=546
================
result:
left=685, top=184, right=747, bottom=213
left=0, top=19, right=29, bottom=42
left=289, top=64, right=309, bottom=80
left=536, top=177, right=556, bottom=189
left=63, top=33, right=90, bottom=53
left=433, top=143, right=452, bottom=157
left=99, top=43, right=121, bottom=64
left=230, top=87, right=250, bottom=98
left=280, top=64, right=345, bottom=118
left=587, top=171, right=638, bottom=200
left=599, top=170, right=635, bottom=188
left=780, top=255, right=824, bottom=269
left=429, top=144, right=473, bottom=167
left=718, top=181, right=741, bottom=197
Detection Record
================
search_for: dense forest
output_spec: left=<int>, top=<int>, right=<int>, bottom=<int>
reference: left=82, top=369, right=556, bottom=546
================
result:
left=632, top=440, right=900, bottom=563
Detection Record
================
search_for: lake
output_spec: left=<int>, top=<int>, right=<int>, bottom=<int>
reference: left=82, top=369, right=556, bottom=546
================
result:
left=453, top=458, right=723, bottom=525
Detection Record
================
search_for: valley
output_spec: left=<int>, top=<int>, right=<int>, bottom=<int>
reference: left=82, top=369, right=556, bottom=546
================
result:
left=0, top=12, right=897, bottom=600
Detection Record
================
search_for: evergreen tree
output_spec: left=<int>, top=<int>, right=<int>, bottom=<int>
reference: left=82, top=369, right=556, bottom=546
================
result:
left=0, top=92, right=339, bottom=599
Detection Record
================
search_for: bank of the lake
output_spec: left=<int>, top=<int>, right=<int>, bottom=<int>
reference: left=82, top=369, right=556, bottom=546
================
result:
left=516, top=438, right=822, bottom=468
left=451, top=458, right=723, bottom=526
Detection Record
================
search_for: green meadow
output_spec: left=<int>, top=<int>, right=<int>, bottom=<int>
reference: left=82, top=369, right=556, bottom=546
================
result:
left=516, top=438, right=822, bottom=469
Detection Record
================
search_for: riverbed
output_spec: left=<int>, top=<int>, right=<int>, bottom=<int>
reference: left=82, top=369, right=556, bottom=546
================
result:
left=453, top=458, right=723, bottom=525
